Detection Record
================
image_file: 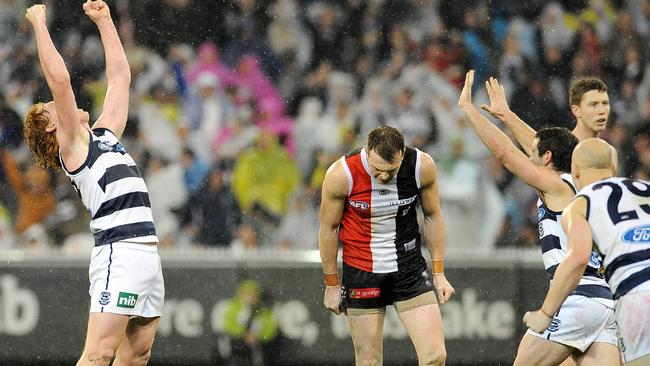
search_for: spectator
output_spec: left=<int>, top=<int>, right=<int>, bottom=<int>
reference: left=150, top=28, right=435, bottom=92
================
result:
left=222, top=279, right=278, bottom=366
left=181, top=167, right=241, bottom=248
left=232, top=130, right=301, bottom=217
left=1, top=149, right=55, bottom=246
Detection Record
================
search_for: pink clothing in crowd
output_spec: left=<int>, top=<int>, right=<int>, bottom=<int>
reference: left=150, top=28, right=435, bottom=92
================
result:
left=187, top=42, right=236, bottom=87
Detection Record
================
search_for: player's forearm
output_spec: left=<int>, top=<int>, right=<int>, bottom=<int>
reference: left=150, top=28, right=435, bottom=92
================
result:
left=32, top=21, right=71, bottom=86
left=95, top=17, right=130, bottom=85
left=319, top=226, right=339, bottom=274
left=460, top=104, right=518, bottom=166
left=500, top=111, right=536, bottom=156
left=541, top=254, right=585, bottom=316
left=424, top=214, right=446, bottom=260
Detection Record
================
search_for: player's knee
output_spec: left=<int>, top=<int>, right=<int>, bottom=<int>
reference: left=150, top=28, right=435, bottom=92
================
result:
left=354, top=344, right=383, bottom=366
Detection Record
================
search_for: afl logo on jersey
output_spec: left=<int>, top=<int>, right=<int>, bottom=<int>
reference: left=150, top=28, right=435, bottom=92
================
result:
left=349, top=200, right=369, bottom=211
left=622, top=225, right=650, bottom=243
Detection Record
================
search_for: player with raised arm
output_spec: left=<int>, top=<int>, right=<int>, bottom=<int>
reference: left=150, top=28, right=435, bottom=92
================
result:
left=481, top=76, right=610, bottom=153
left=25, top=2, right=163, bottom=365
left=525, top=138, right=650, bottom=365
left=319, top=126, right=453, bottom=366
left=459, top=70, right=619, bottom=366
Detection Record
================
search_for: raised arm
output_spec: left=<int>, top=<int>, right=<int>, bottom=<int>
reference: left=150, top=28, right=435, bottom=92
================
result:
left=458, top=71, right=564, bottom=195
left=523, top=197, right=591, bottom=332
left=84, top=0, right=130, bottom=138
left=318, top=160, right=348, bottom=315
left=480, top=77, right=537, bottom=156
left=418, top=153, right=454, bottom=303
left=26, top=5, right=80, bottom=147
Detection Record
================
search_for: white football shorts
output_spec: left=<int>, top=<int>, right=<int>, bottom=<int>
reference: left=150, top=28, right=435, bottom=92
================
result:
left=527, top=294, right=617, bottom=352
left=615, top=290, right=650, bottom=363
left=88, top=241, right=164, bottom=317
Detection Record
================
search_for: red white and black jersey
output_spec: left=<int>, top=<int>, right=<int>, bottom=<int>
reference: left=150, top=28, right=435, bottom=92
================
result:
left=339, top=147, right=423, bottom=273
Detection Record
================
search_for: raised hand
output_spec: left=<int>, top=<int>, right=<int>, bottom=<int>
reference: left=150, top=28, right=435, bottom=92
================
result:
left=83, top=0, right=111, bottom=23
left=458, top=70, right=474, bottom=108
left=480, top=77, right=511, bottom=120
left=26, top=4, right=46, bottom=25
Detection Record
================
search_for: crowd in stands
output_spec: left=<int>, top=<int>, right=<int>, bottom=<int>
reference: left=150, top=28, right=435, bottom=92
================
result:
left=0, top=0, right=648, bottom=254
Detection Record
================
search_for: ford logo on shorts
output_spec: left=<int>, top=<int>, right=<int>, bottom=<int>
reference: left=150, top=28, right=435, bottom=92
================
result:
left=622, top=225, right=650, bottom=243
left=349, top=200, right=369, bottom=210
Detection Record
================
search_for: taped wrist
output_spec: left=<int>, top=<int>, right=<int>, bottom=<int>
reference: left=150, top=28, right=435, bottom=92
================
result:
left=432, top=259, right=444, bottom=274
left=323, top=272, right=339, bottom=287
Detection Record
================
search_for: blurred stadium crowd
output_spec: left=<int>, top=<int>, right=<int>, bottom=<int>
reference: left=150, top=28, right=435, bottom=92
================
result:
left=0, top=0, right=648, bottom=254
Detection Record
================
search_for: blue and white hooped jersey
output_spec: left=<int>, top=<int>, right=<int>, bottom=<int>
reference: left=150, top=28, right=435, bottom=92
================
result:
left=60, top=128, right=158, bottom=247
left=538, top=173, right=613, bottom=308
left=577, top=177, right=650, bottom=300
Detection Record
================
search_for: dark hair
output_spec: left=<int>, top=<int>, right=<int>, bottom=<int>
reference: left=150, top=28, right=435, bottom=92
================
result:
left=535, top=127, right=579, bottom=173
left=569, top=77, right=608, bottom=106
left=367, top=126, right=405, bottom=163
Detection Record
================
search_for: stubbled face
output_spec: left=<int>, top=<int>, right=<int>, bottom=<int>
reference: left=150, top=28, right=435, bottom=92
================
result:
left=529, top=138, right=545, bottom=166
left=573, top=90, right=610, bottom=134
left=367, top=148, right=403, bottom=184
left=43, top=101, right=90, bottom=131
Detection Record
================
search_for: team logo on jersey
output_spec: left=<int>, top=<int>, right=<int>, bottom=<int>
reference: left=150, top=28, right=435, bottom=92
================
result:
left=547, top=318, right=561, bottom=332
left=349, top=288, right=380, bottom=299
left=349, top=200, right=369, bottom=211
left=622, top=225, right=650, bottom=243
left=97, top=141, right=127, bottom=154
left=538, top=207, right=546, bottom=220
left=538, top=223, right=544, bottom=238
left=378, top=189, right=391, bottom=195
left=117, top=292, right=139, bottom=309
left=97, top=141, right=113, bottom=151
left=99, top=291, right=111, bottom=305
left=588, top=250, right=601, bottom=267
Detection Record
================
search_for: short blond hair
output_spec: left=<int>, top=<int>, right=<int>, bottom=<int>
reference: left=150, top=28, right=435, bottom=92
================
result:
left=23, top=103, right=60, bottom=170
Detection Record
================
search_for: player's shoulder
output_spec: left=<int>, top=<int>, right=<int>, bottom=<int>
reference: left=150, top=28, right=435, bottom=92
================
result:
left=416, top=150, right=437, bottom=183
left=324, top=158, right=348, bottom=192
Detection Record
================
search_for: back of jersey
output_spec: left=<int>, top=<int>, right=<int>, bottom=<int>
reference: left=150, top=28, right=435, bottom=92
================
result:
left=578, top=177, right=650, bottom=300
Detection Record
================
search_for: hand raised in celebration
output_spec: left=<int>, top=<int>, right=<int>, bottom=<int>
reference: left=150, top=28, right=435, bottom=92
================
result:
left=26, top=4, right=46, bottom=25
left=458, top=70, right=474, bottom=109
left=480, top=77, right=512, bottom=120
left=83, top=0, right=111, bottom=23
